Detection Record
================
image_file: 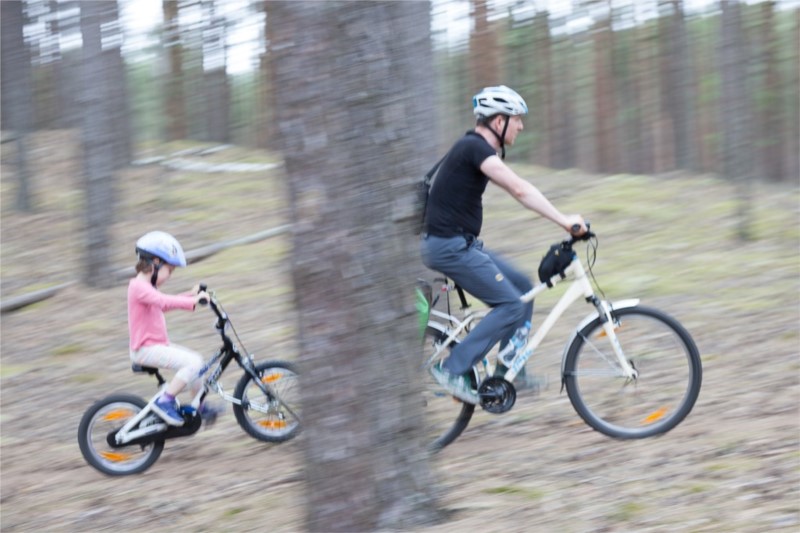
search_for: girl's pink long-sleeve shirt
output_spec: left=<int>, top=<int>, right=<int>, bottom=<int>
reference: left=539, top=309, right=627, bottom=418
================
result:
left=128, top=277, right=196, bottom=351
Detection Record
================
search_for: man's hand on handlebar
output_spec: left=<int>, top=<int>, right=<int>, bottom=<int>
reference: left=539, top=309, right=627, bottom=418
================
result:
left=563, top=215, right=587, bottom=236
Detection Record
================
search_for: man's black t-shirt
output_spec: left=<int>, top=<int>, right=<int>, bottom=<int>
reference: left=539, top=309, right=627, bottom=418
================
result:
left=424, top=131, right=497, bottom=238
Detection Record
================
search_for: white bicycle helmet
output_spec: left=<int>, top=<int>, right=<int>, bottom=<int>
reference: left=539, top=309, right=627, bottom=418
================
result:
left=472, top=85, right=528, bottom=118
left=135, top=231, right=187, bottom=267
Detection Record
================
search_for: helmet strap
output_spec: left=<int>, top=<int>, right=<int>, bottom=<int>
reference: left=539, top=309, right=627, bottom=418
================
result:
left=150, top=261, right=161, bottom=288
left=486, top=115, right=510, bottom=160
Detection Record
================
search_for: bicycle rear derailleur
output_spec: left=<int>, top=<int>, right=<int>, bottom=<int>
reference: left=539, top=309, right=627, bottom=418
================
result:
left=478, top=377, right=516, bottom=414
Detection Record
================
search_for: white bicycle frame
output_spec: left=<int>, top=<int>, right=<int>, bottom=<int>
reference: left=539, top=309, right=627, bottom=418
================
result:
left=112, top=381, right=208, bottom=446
left=425, top=257, right=640, bottom=385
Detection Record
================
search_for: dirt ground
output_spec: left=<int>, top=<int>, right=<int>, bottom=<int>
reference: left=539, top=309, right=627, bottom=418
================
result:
left=1, top=132, right=799, bottom=532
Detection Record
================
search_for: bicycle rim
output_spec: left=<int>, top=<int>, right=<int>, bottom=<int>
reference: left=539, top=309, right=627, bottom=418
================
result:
left=423, top=327, right=476, bottom=451
left=234, top=361, right=301, bottom=442
left=78, top=395, right=163, bottom=476
left=564, top=306, right=701, bottom=439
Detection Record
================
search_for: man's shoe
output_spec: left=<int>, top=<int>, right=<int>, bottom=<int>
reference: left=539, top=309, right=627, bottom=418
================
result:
left=152, top=396, right=185, bottom=426
left=430, top=363, right=479, bottom=404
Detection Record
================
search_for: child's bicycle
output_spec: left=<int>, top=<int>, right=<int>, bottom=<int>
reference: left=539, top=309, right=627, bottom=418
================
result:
left=419, top=226, right=702, bottom=451
left=78, top=285, right=301, bottom=475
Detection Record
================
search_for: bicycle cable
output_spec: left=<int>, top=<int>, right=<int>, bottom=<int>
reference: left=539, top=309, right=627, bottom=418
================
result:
left=213, top=296, right=253, bottom=358
left=584, top=234, right=607, bottom=302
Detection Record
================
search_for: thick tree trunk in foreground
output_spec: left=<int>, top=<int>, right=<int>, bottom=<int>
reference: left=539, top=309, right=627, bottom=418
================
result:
left=269, top=1, right=441, bottom=531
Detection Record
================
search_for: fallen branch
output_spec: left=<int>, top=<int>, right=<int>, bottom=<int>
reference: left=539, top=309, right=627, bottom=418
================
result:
left=2, top=225, right=292, bottom=314
left=0, top=282, right=76, bottom=314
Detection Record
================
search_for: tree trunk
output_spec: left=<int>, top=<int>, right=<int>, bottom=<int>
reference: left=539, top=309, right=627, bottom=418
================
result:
left=79, top=0, right=120, bottom=287
left=1, top=0, right=34, bottom=212
left=257, top=1, right=276, bottom=149
left=533, top=12, right=553, bottom=168
left=103, top=0, right=132, bottom=168
left=787, top=9, right=800, bottom=184
left=469, top=0, right=499, bottom=89
left=691, top=14, right=719, bottom=174
left=593, top=9, right=618, bottom=174
left=202, top=2, right=230, bottom=143
left=163, top=0, right=186, bottom=141
left=269, top=1, right=441, bottom=531
left=551, top=34, right=576, bottom=170
left=661, top=0, right=696, bottom=171
left=720, top=0, right=754, bottom=241
left=756, top=1, right=785, bottom=182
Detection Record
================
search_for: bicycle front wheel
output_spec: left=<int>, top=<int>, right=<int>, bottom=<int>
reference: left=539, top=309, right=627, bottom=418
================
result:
left=423, top=326, right=478, bottom=452
left=563, top=305, right=701, bottom=439
left=234, top=361, right=301, bottom=443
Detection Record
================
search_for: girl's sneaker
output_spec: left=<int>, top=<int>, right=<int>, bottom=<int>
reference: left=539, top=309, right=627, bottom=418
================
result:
left=152, top=396, right=184, bottom=426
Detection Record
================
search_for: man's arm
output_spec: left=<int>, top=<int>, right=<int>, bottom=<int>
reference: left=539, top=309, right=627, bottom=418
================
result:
left=481, top=155, right=585, bottom=233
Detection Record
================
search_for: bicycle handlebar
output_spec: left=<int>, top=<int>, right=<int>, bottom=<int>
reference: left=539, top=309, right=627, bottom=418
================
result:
left=568, top=222, right=595, bottom=245
left=197, top=284, right=226, bottom=325
left=198, top=283, right=209, bottom=306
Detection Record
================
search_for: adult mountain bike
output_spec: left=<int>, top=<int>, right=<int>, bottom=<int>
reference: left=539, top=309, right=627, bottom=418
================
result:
left=78, top=286, right=301, bottom=475
left=419, top=227, right=702, bottom=451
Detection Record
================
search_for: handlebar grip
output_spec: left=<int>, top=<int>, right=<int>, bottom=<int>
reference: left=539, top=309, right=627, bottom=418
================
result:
left=568, top=221, right=594, bottom=243
left=198, top=283, right=209, bottom=306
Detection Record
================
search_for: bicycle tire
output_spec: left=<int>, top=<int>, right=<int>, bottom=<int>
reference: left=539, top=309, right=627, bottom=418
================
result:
left=78, top=394, right=164, bottom=476
left=423, top=326, right=477, bottom=452
left=563, top=305, right=702, bottom=439
left=233, top=360, right=301, bottom=443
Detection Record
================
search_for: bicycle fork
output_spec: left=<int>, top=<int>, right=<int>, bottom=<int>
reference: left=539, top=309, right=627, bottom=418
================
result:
left=591, top=298, right=639, bottom=381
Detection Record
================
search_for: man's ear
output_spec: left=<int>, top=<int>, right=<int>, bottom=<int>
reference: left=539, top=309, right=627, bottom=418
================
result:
left=492, top=115, right=505, bottom=130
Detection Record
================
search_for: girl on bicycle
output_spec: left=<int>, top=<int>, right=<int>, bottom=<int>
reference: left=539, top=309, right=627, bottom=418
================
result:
left=128, top=231, right=217, bottom=426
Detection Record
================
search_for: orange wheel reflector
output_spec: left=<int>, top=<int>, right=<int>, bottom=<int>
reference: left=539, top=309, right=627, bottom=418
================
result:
left=102, top=409, right=135, bottom=421
left=258, top=419, right=287, bottom=429
left=100, top=451, right=133, bottom=462
left=596, top=325, right=621, bottom=339
left=643, top=407, right=667, bottom=424
left=261, top=373, right=282, bottom=384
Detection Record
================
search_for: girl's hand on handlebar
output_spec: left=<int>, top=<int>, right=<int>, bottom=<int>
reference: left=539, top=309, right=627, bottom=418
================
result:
left=563, top=215, right=587, bottom=236
left=195, top=291, right=210, bottom=306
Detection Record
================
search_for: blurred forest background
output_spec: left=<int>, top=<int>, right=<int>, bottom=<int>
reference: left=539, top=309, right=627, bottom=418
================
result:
left=2, top=0, right=798, bottom=252
left=1, top=0, right=799, bottom=531
left=3, top=0, right=799, bottom=171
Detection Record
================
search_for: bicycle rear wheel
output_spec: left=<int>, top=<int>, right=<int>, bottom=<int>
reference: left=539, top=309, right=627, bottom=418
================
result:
left=77, top=394, right=164, bottom=476
left=233, top=361, right=301, bottom=443
left=423, top=326, right=477, bottom=452
left=563, top=305, right=701, bottom=439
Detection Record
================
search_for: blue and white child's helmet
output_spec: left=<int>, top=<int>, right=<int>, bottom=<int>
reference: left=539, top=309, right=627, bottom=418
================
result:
left=472, top=85, right=528, bottom=118
left=136, top=231, right=187, bottom=267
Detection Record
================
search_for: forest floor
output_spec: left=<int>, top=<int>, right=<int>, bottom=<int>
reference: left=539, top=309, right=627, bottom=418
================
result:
left=1, top=132, right=799, bottom=532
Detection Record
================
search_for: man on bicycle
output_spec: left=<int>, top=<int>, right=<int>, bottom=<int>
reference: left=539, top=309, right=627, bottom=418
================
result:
left=421, top=85, right=586, bottom=404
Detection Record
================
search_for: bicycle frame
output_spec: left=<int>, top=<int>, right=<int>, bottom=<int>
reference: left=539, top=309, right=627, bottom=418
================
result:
left=425, top=257, right=640, bottom=385
left=112, top=347, right=242, bottom=446
left=113, top=301, right=288, bottom=447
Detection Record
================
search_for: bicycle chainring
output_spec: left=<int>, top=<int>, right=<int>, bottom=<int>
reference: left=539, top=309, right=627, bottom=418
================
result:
left=478, top=376, right=516, bottom=414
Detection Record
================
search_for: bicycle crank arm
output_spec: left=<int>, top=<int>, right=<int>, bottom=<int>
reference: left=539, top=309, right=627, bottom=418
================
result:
left=112, top=423, right=167, bottom=446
